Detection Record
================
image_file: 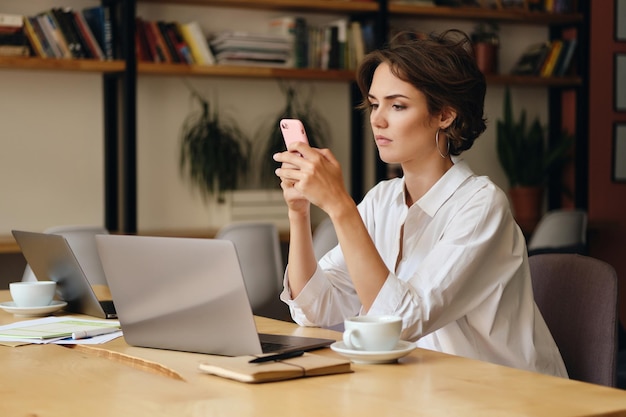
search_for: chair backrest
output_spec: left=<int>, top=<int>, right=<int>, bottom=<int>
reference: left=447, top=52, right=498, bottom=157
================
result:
left=529, top=253, right=618, bottom=387
left=215, top=222, right=284, bottom=315
left=527, top=209, right=588, bottom=254
left=22, top=225, right=109, bottom=286
left=312, top=217, right=338, bottom=261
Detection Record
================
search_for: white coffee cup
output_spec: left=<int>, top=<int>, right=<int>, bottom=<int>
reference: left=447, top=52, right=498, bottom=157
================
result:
left=9, top=281, right=57, bottom=307
left=343, top=315, right=402, bottom=352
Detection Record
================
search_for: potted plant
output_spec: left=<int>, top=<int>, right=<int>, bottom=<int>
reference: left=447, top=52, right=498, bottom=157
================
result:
left=256, top=83, right=331, bottom=188
left=496, top=87, right=573, bottom=233
left=179, top=83, right=251, bottom=203
left=471, top=21, right=499, bottom=74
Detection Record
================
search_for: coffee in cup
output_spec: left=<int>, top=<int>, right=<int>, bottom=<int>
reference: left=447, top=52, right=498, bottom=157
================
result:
left=9, top=281, right=56, bottom=307
left=343, top=315, right=402, bottom=351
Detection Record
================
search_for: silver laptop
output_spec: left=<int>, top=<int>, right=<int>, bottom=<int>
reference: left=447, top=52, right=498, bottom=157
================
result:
left=11, top=230, right=117, bottom=319
left=95, top=234, right=334, bottom=356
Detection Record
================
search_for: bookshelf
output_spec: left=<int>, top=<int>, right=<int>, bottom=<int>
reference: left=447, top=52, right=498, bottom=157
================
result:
left=0, top=0, right=589, bottom=238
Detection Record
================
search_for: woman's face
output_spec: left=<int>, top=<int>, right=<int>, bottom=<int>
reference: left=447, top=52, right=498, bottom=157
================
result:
left=367, top=62, right=441, bottom=167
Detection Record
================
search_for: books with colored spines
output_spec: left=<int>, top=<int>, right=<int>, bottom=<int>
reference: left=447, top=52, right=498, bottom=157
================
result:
left=23, top=16, right=46, bottom=57
left=83, top=5, right=114, bottom=60
left=178, top=21, right=215, bottom=65
left=540, top=39, right=563, bottom=77
left=554, top=38, right=577, bottom=77
left=36, top=13, right=70, bottom=58
left=50, top=7, right=84, bottom=58
left=25, top=16, right=55, bottom=58
left=72, top=9, right=105, bottom=60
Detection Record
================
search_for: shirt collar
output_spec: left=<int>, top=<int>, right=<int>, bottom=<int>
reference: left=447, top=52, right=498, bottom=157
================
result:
left=397, top=159, right=475, bottom=217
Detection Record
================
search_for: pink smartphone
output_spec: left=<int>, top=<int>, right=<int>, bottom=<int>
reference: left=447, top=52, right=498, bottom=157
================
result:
left=280, top=119, right=309, bottom=151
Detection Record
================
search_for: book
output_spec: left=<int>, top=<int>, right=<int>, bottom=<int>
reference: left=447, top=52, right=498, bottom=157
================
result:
left=349, top=20, right=365, bottom=69
left=164, top=22, right=194, bottom=64
left=0, top=45, right=29, bottom=56
left=51, top=8, right=84, bottom=58
left=83, top=5, right=113, bottom=60
left=147, top=20, right=173, bottom=63
left=41, top=10, right=73, bottom=59
left=23, top=16, right=46, bottom=57
left=36, top=14, right=66, bottom=58
left=0, top=13, right=23, bottom=32
left=554, top=38, right=577, bottom=76
left=27, top=16, right=55, bottom=58
left=178, top=21, right=215, bottom=65
left=510, top=41, right=551, bottom=76
left=156, top=21, right=181, bottom=63
left=135, top=17, right=152, bottom=61
left=540, top=39, right=563, bottom=77
left=198, top=352, right=352, bottom=383
left=72, top=9, right=105, bottom=60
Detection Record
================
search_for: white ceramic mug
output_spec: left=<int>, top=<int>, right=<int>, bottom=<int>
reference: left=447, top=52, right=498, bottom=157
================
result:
left=9, top=281, right=56, bottom=307
left=343, top=315, right=402, bottom=351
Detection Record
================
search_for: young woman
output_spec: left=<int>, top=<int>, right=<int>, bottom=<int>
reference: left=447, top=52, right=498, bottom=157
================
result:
left=273, top=30, right=567, bottom=378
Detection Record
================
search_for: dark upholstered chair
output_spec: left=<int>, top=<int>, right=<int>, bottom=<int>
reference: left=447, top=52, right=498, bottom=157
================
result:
left=529, top=253, right=618, bottom=387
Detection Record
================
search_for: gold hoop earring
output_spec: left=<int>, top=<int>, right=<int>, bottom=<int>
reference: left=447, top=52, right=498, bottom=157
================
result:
left=435, top=128, right=450, bottom=159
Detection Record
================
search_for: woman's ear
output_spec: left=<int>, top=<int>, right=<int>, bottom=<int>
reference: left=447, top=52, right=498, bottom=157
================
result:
left=439, top=107, right=457, bottom=130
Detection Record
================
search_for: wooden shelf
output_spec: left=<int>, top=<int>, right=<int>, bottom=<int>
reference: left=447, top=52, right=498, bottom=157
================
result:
left=486, top=74, right=582, bottom=87
left=388, top=4, right=583, bottom=25
left=138, top=62, right=355, bottom=80
left=0, top=56, right=125, bottom=73
left=139, top=0, right=379, bottom=13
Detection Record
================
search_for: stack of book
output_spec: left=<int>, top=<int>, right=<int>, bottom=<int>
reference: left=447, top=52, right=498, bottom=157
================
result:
left=18, top=6, right=113, bottom=60
left=0, top=13, right=29, bottom=57
left=210, top=31, right=292, bottom=67
left=510, top=38, right=577, bottom=77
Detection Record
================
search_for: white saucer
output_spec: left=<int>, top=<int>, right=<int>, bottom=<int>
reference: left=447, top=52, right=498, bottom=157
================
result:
left=0, top=300, right=67, bottom=317
left=330, top=340, right=417, bottom=364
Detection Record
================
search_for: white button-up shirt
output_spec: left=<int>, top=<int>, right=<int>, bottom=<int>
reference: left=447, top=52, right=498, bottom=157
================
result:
left=281, top=160, right=568, bottom=378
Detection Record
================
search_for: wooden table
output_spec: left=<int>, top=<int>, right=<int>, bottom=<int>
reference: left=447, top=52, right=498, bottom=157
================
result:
left=2, top=290, right=626, bottom=417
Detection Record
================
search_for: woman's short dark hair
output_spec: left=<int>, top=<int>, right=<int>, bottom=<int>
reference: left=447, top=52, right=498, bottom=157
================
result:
left=356, top=29, right=487, bottom=156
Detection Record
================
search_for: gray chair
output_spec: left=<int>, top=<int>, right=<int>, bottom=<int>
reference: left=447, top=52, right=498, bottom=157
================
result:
left=22, top=225, right=109, bottom=286
left=216, top=222, right=287, bottom=319
left=529, top=253, right=618, bottom=387
left=527, top=209, right=588, bottom=255
left=312, top=217, right=338, bottom=261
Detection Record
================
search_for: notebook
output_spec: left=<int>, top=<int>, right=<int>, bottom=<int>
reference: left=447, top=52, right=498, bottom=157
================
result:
left=11, top=230, right=117, bottom=319
left=95, top=234, right=335, bottom=356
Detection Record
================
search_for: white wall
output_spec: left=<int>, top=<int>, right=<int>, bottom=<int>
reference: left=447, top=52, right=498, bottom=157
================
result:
left=0, top=1, right=550, bottom=236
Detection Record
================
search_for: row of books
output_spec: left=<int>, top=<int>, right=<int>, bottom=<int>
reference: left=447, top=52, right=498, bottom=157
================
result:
left=269, top=16, right=376, bottom=70
left=510, top=38, right=577, bottom=77
left=2, top=7, right=114, bottom=60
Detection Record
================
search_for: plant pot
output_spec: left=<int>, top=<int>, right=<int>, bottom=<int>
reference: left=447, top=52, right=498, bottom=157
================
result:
left=474, top=42, right=498, bottom=75
left=508, top=186, right=543, bottom=236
